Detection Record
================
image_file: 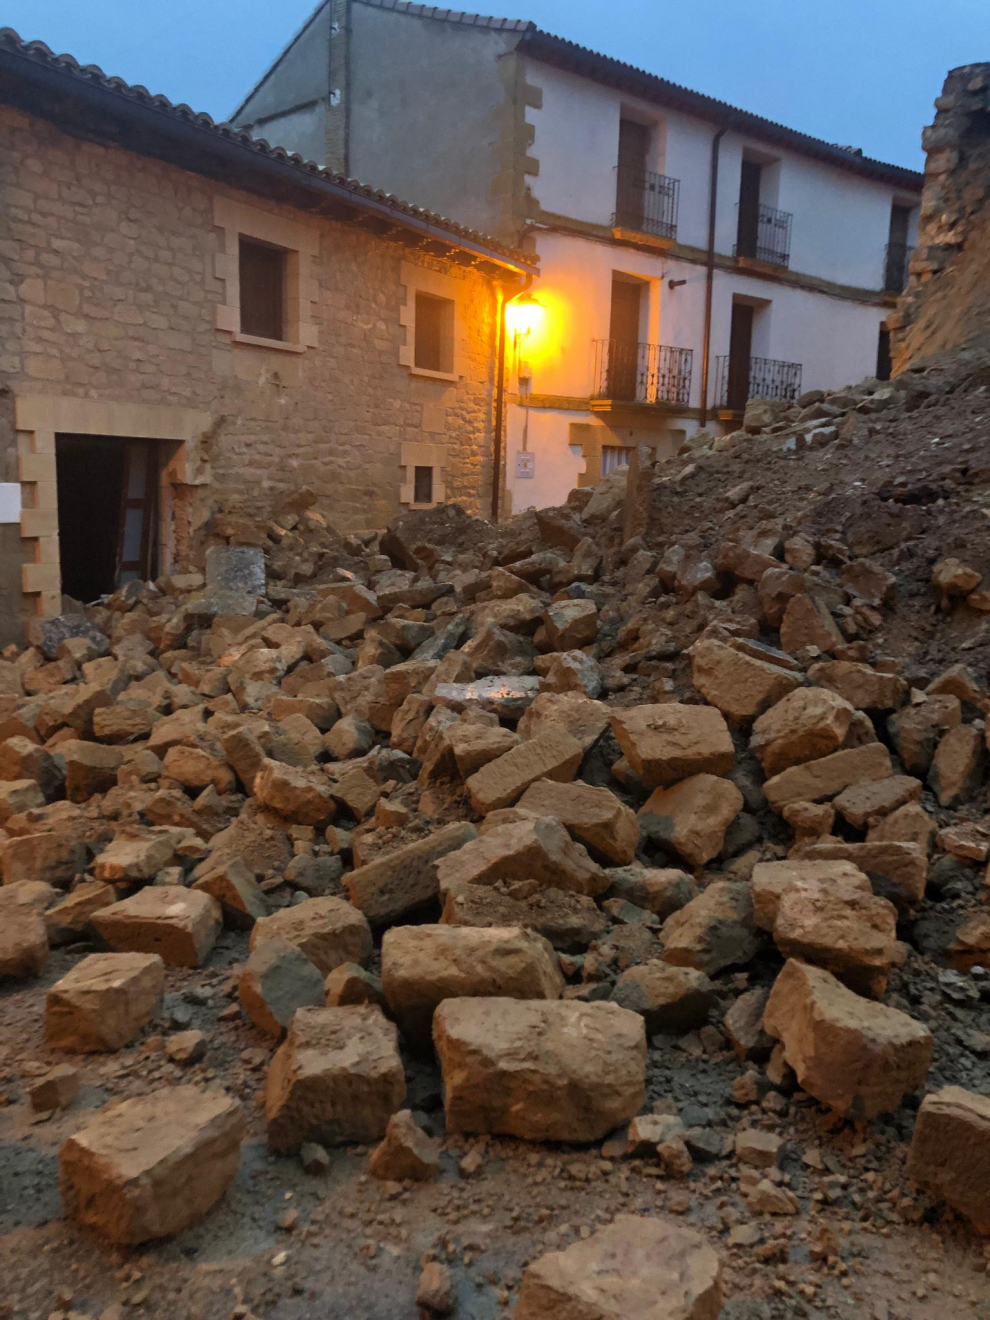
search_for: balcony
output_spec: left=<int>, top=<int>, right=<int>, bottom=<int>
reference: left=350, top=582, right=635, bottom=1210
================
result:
left=883, top=240, right=915, bottom=293
left=713, top=354, right=802, bottom=412
left=611, top=167, right=680, bottom=241
left=734, top=202, right=793, bottom=268
left=591, top=339, right=693, bottom=408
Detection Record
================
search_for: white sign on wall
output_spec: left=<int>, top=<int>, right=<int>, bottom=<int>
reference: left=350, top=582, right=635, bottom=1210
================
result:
left=0, top=483, right=22, bottom=524
left=515, top=452, right=535, bottom=479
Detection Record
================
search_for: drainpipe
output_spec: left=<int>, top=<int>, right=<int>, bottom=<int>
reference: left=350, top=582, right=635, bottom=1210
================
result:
left=491, top=274, right=534, bottom=523
left=699, top=126, right=727, bottom=429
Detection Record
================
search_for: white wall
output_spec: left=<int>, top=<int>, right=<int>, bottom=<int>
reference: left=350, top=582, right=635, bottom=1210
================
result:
left=525, top=60, right=919, bottom=294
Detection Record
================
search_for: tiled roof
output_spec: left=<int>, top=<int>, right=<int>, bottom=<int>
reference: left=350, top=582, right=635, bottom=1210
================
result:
left=0, top=26, right=535, bottom=272
left=353, top=0, right=923, bottom=189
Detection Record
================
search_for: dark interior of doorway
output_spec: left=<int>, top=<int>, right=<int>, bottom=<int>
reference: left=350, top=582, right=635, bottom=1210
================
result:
left=55, top=435, right=159, bottom=602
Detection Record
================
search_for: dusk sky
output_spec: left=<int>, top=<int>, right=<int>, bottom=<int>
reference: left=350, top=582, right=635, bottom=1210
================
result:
left=4, top=0, right=989, bottom=169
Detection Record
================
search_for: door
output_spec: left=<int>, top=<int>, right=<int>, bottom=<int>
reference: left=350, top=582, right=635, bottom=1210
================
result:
left=607, top=277, right=643, bottom=401
left=615, top=119, right=650, bottom=229
left=726, top=302, right=754, bottom=410
left=885, top=204, right=912, bottom=290
left=736, top=160, right=762, bottom=259
left=116, top=440, right=160, bottom=586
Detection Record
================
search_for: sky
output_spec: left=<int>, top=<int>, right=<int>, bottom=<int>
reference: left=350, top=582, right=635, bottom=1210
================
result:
left=4, top=0, right=989, bottom=169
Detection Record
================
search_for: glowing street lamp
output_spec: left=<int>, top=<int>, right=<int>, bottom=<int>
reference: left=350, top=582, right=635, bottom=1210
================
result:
left=505, top=292, right=544, bottom=340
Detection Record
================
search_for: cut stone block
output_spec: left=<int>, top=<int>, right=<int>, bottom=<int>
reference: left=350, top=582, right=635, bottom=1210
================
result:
left=751, top=688, right=855, bottom=777
left=517, top=777, right=639, bottom=864
left=466, top=727, right=583, bottom=814
left=763, top=742, right=893, bottom=811
left=0, top=900, right=49, bottom=979
left=93, top=888, right=221, bottom=968
left=436, top=816, right=607, bottom=898
left=265, top=1005, right=405, bottom=1151
left=434, top=998, right=645, bottom=1142
left=441, top=882, right=607, bottom=952
left=250, top=896, right=372, bottom=977
left=793, top=839, right=927, bottom=909
left=44, top=880, right=116, bottom=945
left=345, top=821, right=477, bottom=926
left=907, top=1087, right=990, bottom=1231
left=191, top=857, right=269, bottom=929
left=253, top=759, right=336, bottom=826
left=381, top=924, right=564, bottom=1045
left=60, top=1086, right=245, bottom=1243
left=610, top=703, right=734, bottom=789
left=690, top=637, right=801, bottom=724
left=46, top=952, right=165, bottom=1051
left=751, top=859, right=870, bottom=931
left=368, top=1109, right=440, bottom=1183
left=764, top=959, right=932, bottom=1119
left=638, top=773, right=743, bottom=868
left=773, top=878, right=898, bottom=997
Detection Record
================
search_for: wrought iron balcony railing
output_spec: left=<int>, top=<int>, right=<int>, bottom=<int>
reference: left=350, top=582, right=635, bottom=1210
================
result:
left=713, top=354, right=802, bottom=411
left=883, top=240, right=915, bottom=293
left=611, top=167, right=680, bottom=241
left=591, top=339, right=693, bottom=406
left=735, top=202, right=793, bottom=267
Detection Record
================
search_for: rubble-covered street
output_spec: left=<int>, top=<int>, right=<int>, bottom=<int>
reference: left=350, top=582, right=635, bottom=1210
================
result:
left=4, top=350, right=990, bottom=1318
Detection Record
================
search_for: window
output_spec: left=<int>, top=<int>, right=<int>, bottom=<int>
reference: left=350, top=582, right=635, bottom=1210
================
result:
left=413, top=466, right=434, bottom=504
left=601, top=446, right=631, bottom=477
left=414, top=292, right=454, bottom=373
left=239, top=237, right=286, bottom=341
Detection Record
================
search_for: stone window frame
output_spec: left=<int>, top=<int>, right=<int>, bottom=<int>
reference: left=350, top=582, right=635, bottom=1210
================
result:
left=399, top=440, right=446, bottom=510
left=213, top=197, right=319, bottom=353
left=14, top=393, right=211, bottom=620
left=399, top=262, right=464, bottom=383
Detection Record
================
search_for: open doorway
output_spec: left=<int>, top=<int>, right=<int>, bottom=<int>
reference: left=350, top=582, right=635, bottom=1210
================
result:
left=55, top=435, right=160, bottom=601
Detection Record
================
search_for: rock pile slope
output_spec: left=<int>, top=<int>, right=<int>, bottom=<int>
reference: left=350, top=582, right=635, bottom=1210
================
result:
left=3, top=361, right=990, bottom=1315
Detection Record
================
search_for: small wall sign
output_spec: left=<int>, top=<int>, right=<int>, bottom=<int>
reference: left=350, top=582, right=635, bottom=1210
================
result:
left=0, top=483, right=22, bottom=524
left=515, top=452, right=535, bottom=479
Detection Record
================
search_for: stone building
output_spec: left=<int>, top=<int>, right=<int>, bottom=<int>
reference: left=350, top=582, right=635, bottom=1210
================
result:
left=233, top=0, right=924, bottom=512
left=890, top=63, right=990, bottom=372
left=0, top=28, right=534, bottom=643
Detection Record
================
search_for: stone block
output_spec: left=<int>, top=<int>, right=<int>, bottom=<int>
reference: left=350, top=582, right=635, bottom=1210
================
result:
left=46, top=952, right=164, bottom=1051
left=250, top=895, right=372, bottom=977
left=610, top=703, right=734, bottom=788
left=93, top=888, right=221, bottom=968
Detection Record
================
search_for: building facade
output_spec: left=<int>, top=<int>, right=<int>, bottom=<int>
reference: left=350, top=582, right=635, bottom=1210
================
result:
left=233, top=0, right=924, bottom=512
left=0, top=29, right=533, bottom=643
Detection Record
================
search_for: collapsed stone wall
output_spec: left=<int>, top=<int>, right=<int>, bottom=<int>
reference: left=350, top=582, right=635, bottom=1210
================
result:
left=891, top=63, right=990, bottom=371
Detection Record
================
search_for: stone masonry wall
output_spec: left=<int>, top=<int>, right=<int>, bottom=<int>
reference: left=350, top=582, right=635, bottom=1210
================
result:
left=891, top=63, right=990, bottom=372
left=0, top=102, right=498, bottom=554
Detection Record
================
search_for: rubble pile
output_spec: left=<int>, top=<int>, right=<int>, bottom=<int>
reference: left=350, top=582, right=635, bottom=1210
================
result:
left=4, top=359, right=990, bottom=1313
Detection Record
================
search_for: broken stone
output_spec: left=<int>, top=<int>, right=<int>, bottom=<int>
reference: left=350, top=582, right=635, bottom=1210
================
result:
left=907, top=1086, right=990, bottom=1231
left=517, top=690, right=610, bottom=751
left=440, top=884, right=607, bottom=952
left=808, top=660, right=907, bottom=712
left=253, top=759, right=336, bottom=826
left=611, top=961, right=716, bottom=1033
left=888, top=695, right=961, bottom=775
left=46, top=952, right=165, bottom=1051
left=751, top=859, right=870, bottom=931
left=833, top=774, right=923, bottom=828
left=543, top=598, right=598, bottom=650
left=514, top=1215, right=722, bottom=1320
left=28, top=1063, right=79, bottom=1112
left=166, top=1029, right=207, bottom=1066
left=606, top=865, right=695, bottom=919
left=0, top=900, right=49, bottom=980
left=60, top=1086, right=245, bottom=1243
left=382, top=923, right=563, bottom=1046
left=773, top=878, right=898, bottom=996
left=368, top=1109, right=440, bottom=1182
left=610, top=703, right=734, bottom=788
left=779, top=593, right=843, bottom=654
left=436, top=816, right=607, bottom=898
left=751, top=687, right=855, bottom=777
left=238, top=936, right=326, bottom=1037
left=793, top=839, right=927, bottom=908
left=265, top=1006, right=405, bottom=1151
left=192, top=857, right=269, bottom=929
left=324, top=961, right=387, bottom=1009
left=250, top=896, right=372, bottom=977
left=929, top=723, right=984, bottom=807
left=764, top=959, right=932, bottom=1118
left=735, top=1128, right=784, bottom=1169
left=763, top=742, right=893, bottom=811
left=690, top=637, right=801, bottom=724
left=44, top=880, right=116, bottom=945
left=724, top=987, right=774, bottom=1061
left=517, top=777, right=639, bottom=864
left=466, top=727, right=583, bottom=814
left=92, top=830, right=179, bottom=883
left=345, top=821, right=478, bottom=926
left=638, top=773, right=743, bottom=868
left=434, top=998, right=645, bottom=1142
left=93, top=888, right=221, bottom=968
left=660, top=881, right=758, bottom=975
